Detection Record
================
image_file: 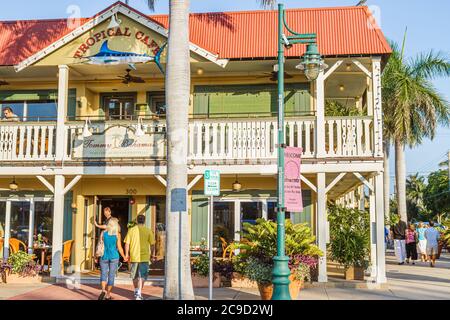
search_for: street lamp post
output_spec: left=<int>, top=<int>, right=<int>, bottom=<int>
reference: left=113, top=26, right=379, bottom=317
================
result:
left=272, top=3, right=327, bottom=300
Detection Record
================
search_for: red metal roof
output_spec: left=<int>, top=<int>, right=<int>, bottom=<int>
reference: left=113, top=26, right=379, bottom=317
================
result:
left=0, top=4, right=391, bottom=66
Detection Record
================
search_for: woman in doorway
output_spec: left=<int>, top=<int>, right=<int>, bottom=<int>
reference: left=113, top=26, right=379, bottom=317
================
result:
left=405, top=224, right=418, bottom=265
left=417, top=222, right=428, bottom=262
left=98, top=218, right=127, bottom=300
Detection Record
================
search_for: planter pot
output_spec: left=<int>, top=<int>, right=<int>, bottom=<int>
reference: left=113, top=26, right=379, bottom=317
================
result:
left=192, top=272, right=221, bottom=288
left=1, top=272, right=42, bottom=284
left=231, top=272, right=258, bottom=289
left=345, top=266, right=364, bottom=281
left=288, top=274, right=303, bottom=300
left=257, top=283, right=273, bottom=300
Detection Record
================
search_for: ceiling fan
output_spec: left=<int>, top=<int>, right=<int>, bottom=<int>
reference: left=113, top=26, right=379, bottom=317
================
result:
left=0, top=177, right=34, bottom=192
left=256, top=64, right=294, bottom=81
left=118, top=69, right=145, bottom=84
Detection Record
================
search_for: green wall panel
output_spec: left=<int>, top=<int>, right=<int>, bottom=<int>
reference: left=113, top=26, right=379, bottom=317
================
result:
left=191, top=195, right=209, bottom=245
left=63, top=191, right=73, bottom=242
left=291, top=190, right=312, bottom=226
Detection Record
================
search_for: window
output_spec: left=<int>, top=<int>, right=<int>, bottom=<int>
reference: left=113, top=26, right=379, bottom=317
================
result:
left=213, top=202, right=235, bottom=244
left=267, top=201, right=290, bottom=222
left=241, top=202, right=263, bottom=228
left=34, top=202, right=53, bottom=245
left=148, top=92, right=166, bottom=115
left=101, top=93, right=137, bottom=120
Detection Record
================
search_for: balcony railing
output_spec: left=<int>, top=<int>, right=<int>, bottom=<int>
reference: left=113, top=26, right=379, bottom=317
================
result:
left=0, top=116, right=375, bottom=163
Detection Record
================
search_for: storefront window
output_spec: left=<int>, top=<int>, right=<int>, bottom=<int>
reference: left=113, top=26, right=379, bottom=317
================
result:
left=267, top=201, right=290, bottom=222
left=34, top=202, right=53, bottom=245
left=241, top=202, right=263, bottom=227
left=1, top=101, right=57, bottom=121
left=213, top=202, right=234, bottom=244
left=9, top=202, right=30, bottom=247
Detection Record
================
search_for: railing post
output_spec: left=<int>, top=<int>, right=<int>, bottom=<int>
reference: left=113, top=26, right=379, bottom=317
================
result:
left=315, top=71, right=326, bottom=158
left=55, top=65, right=69, bottom=161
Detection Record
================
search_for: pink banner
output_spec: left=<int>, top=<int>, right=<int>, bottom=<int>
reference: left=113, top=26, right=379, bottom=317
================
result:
left=284, top=147, right=303, bottom=212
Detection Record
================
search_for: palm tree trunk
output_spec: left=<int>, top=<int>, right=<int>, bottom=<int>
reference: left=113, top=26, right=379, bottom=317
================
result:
left=383, top=139, right=390, bottom=220
left=163, top=0, right=194, bottom=300
left=395, top=139, right=408, bottom=223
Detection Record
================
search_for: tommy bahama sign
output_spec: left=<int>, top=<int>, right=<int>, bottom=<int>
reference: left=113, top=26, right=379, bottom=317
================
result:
left=284, top=146, right=303, bottom=212
left=73, top=125, right=165, bottom=159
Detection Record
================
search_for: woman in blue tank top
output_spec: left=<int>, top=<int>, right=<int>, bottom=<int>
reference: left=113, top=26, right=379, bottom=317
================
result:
left=98, top=218, right=127, bottom=300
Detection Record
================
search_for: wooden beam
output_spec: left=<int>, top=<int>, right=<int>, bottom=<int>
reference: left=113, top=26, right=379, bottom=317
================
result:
left=36, top=175, right=54, bottom=194
left=187, top=175, right=203, bottom=191
left=324, top=60, right=343, bottom=80
left=353, top=172, right=374, bottom=192
left=325, top=172, right=346, bottom=194
left=63, top=175, right=81, bottom=195
left=155, top=175, right=167, bottom=188
left=300, top=174, right=317, bottom=193
left=352, top=60, right=372, bottom=78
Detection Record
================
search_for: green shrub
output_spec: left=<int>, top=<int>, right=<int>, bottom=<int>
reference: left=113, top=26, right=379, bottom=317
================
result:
left=243, top=256, right=272, bottom=285
left=192, top=253, right=210, bottom=277
left=7, top=251, right=41, bottom=275
left=328, top=205, right=370, bottom=269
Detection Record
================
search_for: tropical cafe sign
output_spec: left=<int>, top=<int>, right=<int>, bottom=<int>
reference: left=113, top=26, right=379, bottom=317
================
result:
left=72, top=125, right=165, bottom=159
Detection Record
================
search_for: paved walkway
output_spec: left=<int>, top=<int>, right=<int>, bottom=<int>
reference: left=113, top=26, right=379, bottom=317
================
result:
left=1, top=251, right=448, bottom=300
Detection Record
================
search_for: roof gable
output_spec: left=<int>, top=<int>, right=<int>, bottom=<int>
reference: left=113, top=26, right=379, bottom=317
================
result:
left=13, top=1, right=228, bottom=71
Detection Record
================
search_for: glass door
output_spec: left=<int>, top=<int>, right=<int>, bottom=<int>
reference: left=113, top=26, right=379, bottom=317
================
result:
left=0, top=202, right=5, bottom=258
left=213, top=202, right=235, bottom=255
left=9, top=201, right=31, bottom=252
left=102, top=93, right=137, bottom=120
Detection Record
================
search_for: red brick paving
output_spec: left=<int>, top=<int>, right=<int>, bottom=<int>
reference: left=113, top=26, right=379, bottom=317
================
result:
left=9, top=284, right=164, bottom=300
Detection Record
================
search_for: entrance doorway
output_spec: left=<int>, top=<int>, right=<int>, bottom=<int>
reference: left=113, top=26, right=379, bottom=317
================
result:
left=96, top=197, right=130, bottom=272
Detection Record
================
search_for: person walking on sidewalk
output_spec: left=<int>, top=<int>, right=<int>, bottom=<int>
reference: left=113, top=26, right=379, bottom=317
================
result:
left=391, top=220, right=407, bottom=265
left=124, top=214, right=156, bottom=300
left=417, top=222, right=428, bottom=262
left=425, top=221, right=440, bottom=267
left=405, top=224, right=418, bottom=265
left=98, top=218, right=127, bottom=300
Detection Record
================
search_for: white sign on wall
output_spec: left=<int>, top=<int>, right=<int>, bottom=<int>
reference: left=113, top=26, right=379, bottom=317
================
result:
left=72, top=125, right=165, bottom=159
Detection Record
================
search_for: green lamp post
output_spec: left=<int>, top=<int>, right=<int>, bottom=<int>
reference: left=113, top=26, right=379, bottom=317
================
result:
left=272, top=3, right=327, bottom=301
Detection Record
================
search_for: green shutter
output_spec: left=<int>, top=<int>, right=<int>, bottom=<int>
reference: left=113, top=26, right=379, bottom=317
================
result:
left=63, top=192, right=73, bottom=242
left=291, top=190, right=312, bottom=226
left=191, top=195, right=209, bottom=245
left=193, top=84, right=310, bottom=117
left=68, top=89, right=77, bottom=120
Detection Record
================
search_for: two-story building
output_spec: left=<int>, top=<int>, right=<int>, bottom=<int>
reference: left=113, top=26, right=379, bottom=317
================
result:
left=0, top=2, right=391, bottom=283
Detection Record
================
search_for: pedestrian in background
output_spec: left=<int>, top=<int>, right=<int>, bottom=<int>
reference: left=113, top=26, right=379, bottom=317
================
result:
left=391, top=220, right=407, bottom=265
left=405, top=224, right=418, bottom=265
left=425, top=221, right=440, bottom=267
left=416, top=222, right=428, bottom=262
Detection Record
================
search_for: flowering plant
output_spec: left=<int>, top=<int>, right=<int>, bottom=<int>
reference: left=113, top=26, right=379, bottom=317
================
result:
left=289, top=255, right=318, bottom=282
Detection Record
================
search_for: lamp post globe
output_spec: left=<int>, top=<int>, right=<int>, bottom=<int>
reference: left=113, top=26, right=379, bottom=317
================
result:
left=295, top=43, right=327, bottom=81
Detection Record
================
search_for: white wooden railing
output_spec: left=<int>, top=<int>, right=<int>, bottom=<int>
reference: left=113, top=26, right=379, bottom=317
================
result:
left=0, top=122, right=56, bottom=161
left=0, top=117, right=375, bottom=162
left=324, top=117, right=374, bottom=157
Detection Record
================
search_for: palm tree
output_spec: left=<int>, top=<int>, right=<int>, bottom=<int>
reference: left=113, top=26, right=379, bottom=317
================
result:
left=122, top=0, right=277, bottom=300
left=406, top=173, right=426, bottom=221
left=382, top=36, right=450, bottom=224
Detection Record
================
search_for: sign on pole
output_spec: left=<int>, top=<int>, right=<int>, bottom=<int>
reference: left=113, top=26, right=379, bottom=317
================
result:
left=204, top=169, right=220, bottom=301
left=284, top=147, right=303, bottom=212
left=204, top=169, right=221, bottom=196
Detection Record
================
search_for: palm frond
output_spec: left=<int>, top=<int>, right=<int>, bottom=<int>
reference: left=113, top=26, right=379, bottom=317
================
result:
left=146, top=0, right=155, bottom=11
left=411, top=50, right=450, bottom=80
left=258, top=0, right=277, bottom=9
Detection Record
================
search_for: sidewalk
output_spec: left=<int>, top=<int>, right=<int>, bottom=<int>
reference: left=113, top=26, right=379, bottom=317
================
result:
left=2, top=251, right=449, bottom=300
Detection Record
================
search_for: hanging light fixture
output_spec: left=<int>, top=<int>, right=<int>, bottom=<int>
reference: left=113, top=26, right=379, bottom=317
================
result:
left=9, top=176, right=18, bottom=191
left=134, top=117, right=145, bottom=137
left=295, top=43, right=328, bottom=81
left=108, top=13, right=121, bottom=29
left=232, top=175, right=242, bottom=192
left=82, top=118, right=92, bottom=137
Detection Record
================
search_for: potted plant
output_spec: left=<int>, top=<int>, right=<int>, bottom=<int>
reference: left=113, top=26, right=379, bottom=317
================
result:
left=191, top=253, right=221, bottom=288
left=328, top=205, right=370, bottom=280
left=0, top=260, right=12, bottom=283
left=3, top=250, right=42, bottom=284
left=232, top=219, right=322, bottom=300
left=289, top=255, right=318, bottom=297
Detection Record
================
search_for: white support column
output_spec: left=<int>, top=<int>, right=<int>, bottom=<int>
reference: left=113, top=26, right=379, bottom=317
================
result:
left=28, top=198, right=35, bottom=255
left=315, top=71, right=326, bottom=158
left=317, top=172, right=327, bottom=282
left=375, top=172, right=387, bottom=283
left=55, top=65, right=69, bottom=161
left=369, top=178, right=377, bottom=280
left=3, top=201, right=11, bottom=259
left=372, top=57, right=383, bottom=157
left=51, top=175, right=65, bottom=277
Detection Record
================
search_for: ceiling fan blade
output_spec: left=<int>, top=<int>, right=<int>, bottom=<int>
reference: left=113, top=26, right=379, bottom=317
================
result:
left=131, top=78, right=145, bottom=83
left=0, top=80, right=9, bottom=86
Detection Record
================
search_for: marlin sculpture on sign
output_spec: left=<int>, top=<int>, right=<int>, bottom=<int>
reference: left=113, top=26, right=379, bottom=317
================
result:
left=79, top=40, right=167, bottom=74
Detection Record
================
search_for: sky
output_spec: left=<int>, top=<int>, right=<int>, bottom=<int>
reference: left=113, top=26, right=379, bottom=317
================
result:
left=0, top=0, right=449, bottom=183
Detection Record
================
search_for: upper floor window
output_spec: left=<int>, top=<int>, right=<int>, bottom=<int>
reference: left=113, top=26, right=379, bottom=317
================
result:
left=0, top=89, right=76, bottom=122
left=101, top=93, right=137, bottom=120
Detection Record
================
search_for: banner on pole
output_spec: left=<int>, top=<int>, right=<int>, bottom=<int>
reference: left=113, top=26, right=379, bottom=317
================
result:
left=284, top=147, right=303, bottom=212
